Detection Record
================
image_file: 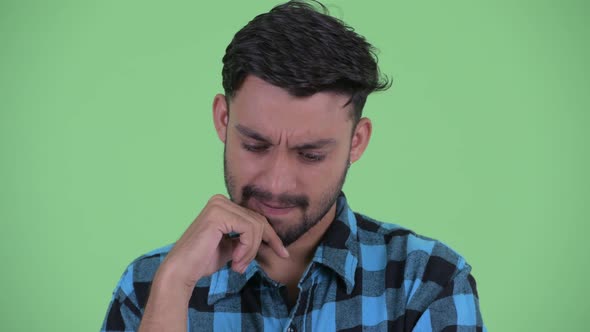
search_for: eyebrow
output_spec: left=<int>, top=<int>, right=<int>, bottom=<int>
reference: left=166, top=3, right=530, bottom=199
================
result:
left=235, top=124, right=272, bottom=143
left=292, top=139, right=336, bottom=150
left=234, top=124, right=336, bottom=150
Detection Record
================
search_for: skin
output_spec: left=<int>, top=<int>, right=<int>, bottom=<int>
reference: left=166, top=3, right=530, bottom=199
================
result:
left=139, top=75, right=372, bottom=331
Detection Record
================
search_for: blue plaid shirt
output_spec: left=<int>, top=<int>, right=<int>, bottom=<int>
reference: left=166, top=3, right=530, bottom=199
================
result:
left=102, top=193, right=485, bottom=331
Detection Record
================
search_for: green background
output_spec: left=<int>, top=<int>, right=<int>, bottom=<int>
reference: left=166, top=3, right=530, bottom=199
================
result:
left=1, top=0, right=588, bottom=330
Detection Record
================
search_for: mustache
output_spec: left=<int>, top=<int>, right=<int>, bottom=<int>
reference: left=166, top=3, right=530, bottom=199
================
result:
left=241, top=185, right=309, bottom=209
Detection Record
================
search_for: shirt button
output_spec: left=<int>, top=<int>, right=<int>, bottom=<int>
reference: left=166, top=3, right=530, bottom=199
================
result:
left=287, top=326, right=295, bottom=332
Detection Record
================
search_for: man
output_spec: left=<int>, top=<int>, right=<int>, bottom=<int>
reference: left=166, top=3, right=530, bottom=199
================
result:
left=102, top=1, right=485, bottom=331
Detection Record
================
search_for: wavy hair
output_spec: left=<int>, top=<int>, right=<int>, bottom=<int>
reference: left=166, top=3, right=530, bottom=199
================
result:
left=222, top=0, right=391, bottom=123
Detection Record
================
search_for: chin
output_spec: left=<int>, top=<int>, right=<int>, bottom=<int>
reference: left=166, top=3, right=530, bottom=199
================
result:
left=265, top=215, right=295, bottom=228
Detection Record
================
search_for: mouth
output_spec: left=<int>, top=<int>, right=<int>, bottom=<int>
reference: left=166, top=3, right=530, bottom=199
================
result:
left=253, top=198, right=297, bottom=217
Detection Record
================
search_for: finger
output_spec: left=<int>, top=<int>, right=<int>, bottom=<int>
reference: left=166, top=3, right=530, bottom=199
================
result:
left=231, top=244, right=253, bottom=274
left=211, top=196, right=288, bottom=259
left=208, top=195, right=287, bottom=264
left=229, top=239, right=249, bottom=273
left=261, top=223, right=289, bottom=258
left=214, top=209, right=263, bottom=271
left=210, top=195, right=264, bottom=222
left=232, top=218, right=264, bottom=267
left=210, top=197, right=267, bottom=262
left=231, top=233, right=254, bottom=265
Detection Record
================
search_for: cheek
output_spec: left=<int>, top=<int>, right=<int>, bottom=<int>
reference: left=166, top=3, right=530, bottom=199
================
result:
left=226, top=144, right=259, bottom=181
left=300, top=160, right=345, bottom=191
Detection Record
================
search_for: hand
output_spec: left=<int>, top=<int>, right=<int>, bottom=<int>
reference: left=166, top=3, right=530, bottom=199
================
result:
left=157, top=194, right=289, bottom=293
left=139, top=194, right=289, bottom=332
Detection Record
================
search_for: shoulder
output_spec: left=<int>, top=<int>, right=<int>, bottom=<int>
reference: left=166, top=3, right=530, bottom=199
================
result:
left=354, top=212, right=470, bottom=285
left=102, top=244, right=175, bottom=328
left=130, top=244, right=174, bottom=277
left=352, top=213, right=485, bottom=328
left=112, top=244, right=174, bottom=299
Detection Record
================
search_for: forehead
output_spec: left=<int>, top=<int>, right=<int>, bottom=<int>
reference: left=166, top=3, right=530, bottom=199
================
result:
left=229, top=76, right=353, bottom=138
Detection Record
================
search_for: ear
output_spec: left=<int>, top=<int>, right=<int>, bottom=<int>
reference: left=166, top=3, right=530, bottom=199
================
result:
left=349, top=117, right=372, bottom=164
left=212, top=94, right=229, bottom=143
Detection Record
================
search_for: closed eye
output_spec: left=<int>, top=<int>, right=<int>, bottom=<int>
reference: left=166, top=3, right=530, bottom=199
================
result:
left=299, top=152, right=325, bottom=162
left=242, top=143, right=269, bottom=153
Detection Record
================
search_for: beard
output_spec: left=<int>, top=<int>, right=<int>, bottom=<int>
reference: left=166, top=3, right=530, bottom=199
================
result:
left=223, top=145, right=349, bottom=246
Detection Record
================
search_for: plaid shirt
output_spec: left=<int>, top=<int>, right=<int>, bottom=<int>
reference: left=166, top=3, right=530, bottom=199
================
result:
left=102, top=193, right=485, bottom=331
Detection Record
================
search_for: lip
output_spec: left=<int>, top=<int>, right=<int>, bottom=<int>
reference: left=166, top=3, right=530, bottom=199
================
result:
left=253, top=198, right=297, bottom=216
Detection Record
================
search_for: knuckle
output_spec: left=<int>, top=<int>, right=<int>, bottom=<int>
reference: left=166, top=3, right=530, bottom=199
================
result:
left=202, top=204, right=223, bottom=221
left=253, top=213, right=266, bottom=224
left=208, top=194, right=226, bottom=204
left=258, top=222, right=265, bottom=234
left=240, top=206, right=258, bottom=219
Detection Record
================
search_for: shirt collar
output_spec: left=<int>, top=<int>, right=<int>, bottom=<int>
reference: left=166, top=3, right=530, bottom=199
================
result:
left=310, top=192, right=359, bottom=294
left=207, top=192, right=359, bottom=305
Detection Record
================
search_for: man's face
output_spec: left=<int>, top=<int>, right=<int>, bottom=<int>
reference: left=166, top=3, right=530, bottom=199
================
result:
left=218, top=76, right=355, bottom=246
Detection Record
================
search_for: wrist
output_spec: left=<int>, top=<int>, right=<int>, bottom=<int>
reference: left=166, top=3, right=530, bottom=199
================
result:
left=151, top=260, right=199, bottom=304
left=139, top=265, right=192, bottom=332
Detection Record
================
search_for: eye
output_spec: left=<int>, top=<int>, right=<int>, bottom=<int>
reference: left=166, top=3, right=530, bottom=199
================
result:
left=299, top=152, right=325, bottom=162
left=242, top=143, right=269, bottom=153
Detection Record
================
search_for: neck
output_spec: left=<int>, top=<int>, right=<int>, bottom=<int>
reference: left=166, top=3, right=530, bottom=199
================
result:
left=256, top=203, right=337, bottom=284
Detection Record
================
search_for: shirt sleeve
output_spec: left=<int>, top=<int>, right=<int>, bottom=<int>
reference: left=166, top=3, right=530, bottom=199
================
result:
left=100, top=265, right=143, bottom=332
left=412, top=265, right=486, bottom=332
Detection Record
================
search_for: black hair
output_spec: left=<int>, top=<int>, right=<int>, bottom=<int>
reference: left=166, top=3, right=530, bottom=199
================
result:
left=222, top=0, right=391, bottom=123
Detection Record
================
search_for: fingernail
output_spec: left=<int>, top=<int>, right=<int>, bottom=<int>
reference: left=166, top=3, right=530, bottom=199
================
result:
left=282, top=246, right=290, bottom=258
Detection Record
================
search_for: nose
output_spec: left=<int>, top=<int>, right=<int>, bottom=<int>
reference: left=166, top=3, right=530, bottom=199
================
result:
left=260, top=150, right=297, bottom=195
